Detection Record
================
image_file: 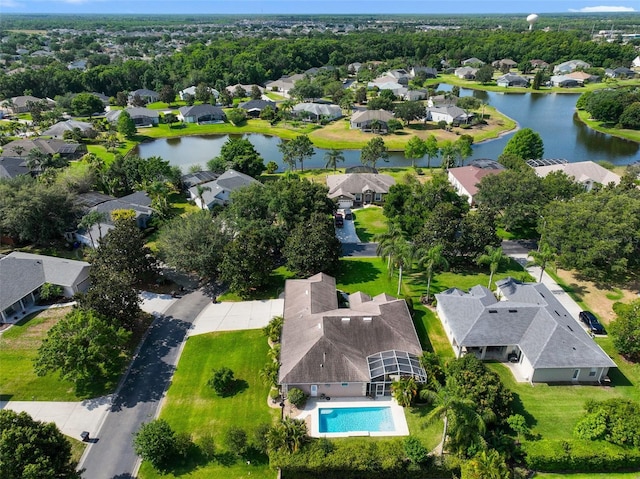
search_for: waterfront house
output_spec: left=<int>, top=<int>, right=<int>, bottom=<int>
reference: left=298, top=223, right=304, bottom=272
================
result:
left=326, top=173, right=395, bottom=208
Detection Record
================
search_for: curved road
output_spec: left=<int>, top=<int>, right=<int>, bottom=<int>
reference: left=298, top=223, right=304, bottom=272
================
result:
left=79, top=290, right=210, bottom=479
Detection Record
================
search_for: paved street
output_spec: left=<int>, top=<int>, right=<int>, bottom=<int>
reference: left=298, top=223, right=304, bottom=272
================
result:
left=79, top=290, right=211, bottom=479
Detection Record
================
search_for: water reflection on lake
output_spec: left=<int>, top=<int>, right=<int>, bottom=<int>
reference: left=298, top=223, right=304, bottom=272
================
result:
left=135, top=89, right=640, bottom=170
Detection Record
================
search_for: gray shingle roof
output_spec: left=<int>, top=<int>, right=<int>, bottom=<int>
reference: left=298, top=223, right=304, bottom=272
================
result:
left=326, top=173, right=395, bottom=198
left=279, top=273, right=423, bottom=385
left=0, top=157, right=29, bottom=179
left=178, top=104, right=226, bottom=120
left=0, top=252, right=90, bottom=312
left=436, top=278, right=616, bottom=370
left=187, top=169, right=260, bottom=207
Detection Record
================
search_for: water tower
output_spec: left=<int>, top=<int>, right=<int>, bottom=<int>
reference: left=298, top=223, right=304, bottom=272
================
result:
left=527, top=13, right=539, bottom=31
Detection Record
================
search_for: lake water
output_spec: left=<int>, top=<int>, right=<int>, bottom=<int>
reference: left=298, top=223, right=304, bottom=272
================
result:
left=135, top=89, right=640, bottom=170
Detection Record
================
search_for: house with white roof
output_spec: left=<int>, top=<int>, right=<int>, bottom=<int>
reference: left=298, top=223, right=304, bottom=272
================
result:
left=436, top=277, right=616, bottom=383
left=533, top=161, right=620, bottom=191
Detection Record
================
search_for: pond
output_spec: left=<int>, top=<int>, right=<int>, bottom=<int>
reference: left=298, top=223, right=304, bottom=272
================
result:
left=135, top=89, right=640, bottom=170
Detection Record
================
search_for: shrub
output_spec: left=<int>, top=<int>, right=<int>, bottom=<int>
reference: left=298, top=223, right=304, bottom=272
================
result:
left=287, top=387, right=307, bottom=408
left=574, top=398, right=640, bottom=447
left=270, top=388, right=281, bottom=402
left=196, top=433, right=216, bottom=459
left=225, top=426, right=247, bottom=456
left=133, top=419, right=180, bottom=472
left=39, top=282, right=63, bottom=301
left=207, top=367, right=235, bottom=396
left=404, top=436, right=430, bottom=465
left=266, top=161, right=279, bottom=174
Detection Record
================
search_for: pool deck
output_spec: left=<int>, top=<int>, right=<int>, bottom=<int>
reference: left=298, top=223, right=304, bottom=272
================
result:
left=295, top=397, right=410, bottom=438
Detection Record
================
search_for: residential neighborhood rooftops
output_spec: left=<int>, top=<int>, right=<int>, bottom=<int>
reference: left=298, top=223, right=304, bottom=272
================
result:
left=42, top=120, right=94, bottom=138
left=533, top=161, right=621, bottom=189
left=0, top=157, right=29, bottom=179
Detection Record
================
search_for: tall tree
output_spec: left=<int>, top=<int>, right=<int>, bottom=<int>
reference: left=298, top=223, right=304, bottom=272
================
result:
left=476, top=245, right=508, bottom=289
left=71, top=93, right=104, bottom=117
left=462, top=449, right=511, bottom=479
left=34, top=309, right=130, bottom=393
left=117, top=110, right=136, bottom=139
left=391, top=377, right=419, bottom=407
left=288, top=134, right=314, bottom=172
left=528, top=242, right=557, bottom=282
left=455, top=135, right=474, bottom=167
left=404, top=136, right=427, bottom=168
left=78, top=210, right=107, bottom=247
left=0, top=410, right=81, bottom=479
left=158, top=85, right=175, bottom=106
left=283, top=212, right=341, bottom=277
left=502, top=127, right=544, bottom=160
left=324, top=148, right=345, bottom=172
left=424, top=135, right=440, bottom=169
left=610, top=299, right=640, bottom=362
left=419, top=244, right=449, bottom=302
left=208, top=137, right=265, bottom=178
left=360, top=136, right=389, bottom=169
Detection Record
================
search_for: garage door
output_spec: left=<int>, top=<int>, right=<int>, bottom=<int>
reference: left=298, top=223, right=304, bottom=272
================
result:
left=338, top=199, right=353, bottom=208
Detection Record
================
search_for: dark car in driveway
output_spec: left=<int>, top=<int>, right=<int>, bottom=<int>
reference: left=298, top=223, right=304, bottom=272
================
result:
left=579, top=311, right=606, bottom=335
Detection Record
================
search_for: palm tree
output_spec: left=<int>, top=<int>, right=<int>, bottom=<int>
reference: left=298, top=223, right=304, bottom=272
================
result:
left=419, top=244, right=449, bottom=302
left=462, top=449, right=511, bottom=479
left=390, top=238, right=415, bottom=296
left=528, top=242, right=557, bottom=282
left=391, top=377, right=418, bottom=407
left=78, top=211, right=107, bottom=247
left=195, top=184, right=211, bottom=210
left=369, top=119, right=381, bottom=134
left=421, top=377, right=487, bottom=457
left=26, top=148, right=50, bottom=174
left=476, top=245, right=508, bottom=289
left=259, top=361, right=280, bottom=388
left=324, top=149, right=345, bottom=172
left=282, top=418, right=308, bottom=453
left=374, top=222, right=404, bottom=270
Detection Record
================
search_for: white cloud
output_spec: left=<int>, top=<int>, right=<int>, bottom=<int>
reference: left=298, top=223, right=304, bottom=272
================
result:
left=0, top=0, right=23, bottom=7
left=569, top=6, right=636, bottom=12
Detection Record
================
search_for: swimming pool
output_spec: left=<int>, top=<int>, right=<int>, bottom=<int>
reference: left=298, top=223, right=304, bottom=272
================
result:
left=318, top=406, right=395, bottom=433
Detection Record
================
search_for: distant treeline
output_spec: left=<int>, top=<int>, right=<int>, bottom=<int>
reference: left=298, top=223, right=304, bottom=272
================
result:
left=1, top=29, right=637, bottom=99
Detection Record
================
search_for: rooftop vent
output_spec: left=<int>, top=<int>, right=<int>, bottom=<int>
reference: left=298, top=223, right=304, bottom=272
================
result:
left=567, top=325, right=574, bottom=332
left=488, top=309, right=498, bottom=313
left=341, top=317, right=350, bottom=322
left=363, top=317, right=372, bottom=322
left=508, top=309, right=518, bottom=313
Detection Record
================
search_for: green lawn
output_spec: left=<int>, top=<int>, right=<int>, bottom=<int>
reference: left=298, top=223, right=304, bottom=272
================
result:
left=535, top=473, right=640, bottom=479
left=0, top=308, right=85, bottom=401
left=138, top=329, right=279, bottom=479
left=352, top=206, right=387, bottom=243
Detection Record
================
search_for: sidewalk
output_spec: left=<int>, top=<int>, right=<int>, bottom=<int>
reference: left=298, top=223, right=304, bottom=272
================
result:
left=0, top=396, right=112, bottom=441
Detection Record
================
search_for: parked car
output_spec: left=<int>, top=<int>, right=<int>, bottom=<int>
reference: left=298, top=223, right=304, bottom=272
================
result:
left=334, top=213, right=344, bottom=228
left=579, top=311, right=606, bottom=335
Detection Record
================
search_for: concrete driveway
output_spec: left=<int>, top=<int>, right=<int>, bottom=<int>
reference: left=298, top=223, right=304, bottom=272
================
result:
left=335, top=218, right=361, bottom=244
left=189, top=299, right=284, bottom=336
left=0, top=396, right=111, bottom=441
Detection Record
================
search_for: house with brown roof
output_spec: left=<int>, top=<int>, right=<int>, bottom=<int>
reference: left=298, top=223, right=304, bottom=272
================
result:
left=279, top=273, right=426, bottom=398
left=447, top=162, right=505, bottom=206
left=326, top=173, right=396, bottom=208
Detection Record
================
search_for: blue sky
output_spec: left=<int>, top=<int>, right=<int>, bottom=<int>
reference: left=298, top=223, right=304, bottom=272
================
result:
left=0, top=0, right=637, bottom=15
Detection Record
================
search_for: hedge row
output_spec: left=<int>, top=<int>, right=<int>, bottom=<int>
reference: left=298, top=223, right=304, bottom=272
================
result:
left=524, top=439, right=640, bottom=472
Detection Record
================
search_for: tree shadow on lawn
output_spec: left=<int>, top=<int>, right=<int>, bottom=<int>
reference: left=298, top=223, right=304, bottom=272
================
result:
left=220, top=378, right=249, bottom=398
left=336, top=260, right=380, bottom=287
left=412, top=307, right=435, bottom=353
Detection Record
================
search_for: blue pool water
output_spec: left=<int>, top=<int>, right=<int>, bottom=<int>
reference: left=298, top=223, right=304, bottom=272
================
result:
left=318, top=407, right=395, bottom=433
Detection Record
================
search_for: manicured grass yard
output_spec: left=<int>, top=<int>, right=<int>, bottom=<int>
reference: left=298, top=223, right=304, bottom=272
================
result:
left=535, top=473, right=640, bottom=479
left=352, top=206, right=387, bottom=243
left=138, top=329, right=279, bottom=479
left=0, top=307, right=82, bottom=401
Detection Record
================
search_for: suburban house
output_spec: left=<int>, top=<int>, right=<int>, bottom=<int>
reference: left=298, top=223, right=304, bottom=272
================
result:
left=492, top=58, right=518, bottom=70
left=106, top=107, right=159, bottom=126
left=410, top=66, right=438, bottom=78
left=425, top=105, right=472, bottom=125
left=462, top=57, right=485, bottom=66
left=367, top=77, right=405, bottom=95
left=384, top=69, right=411, bottom=85
left=402, top=89, right=428, bottom=101
left=326, top=173, right=396, bottom=208
left=74, top=191, right=154, bottom=248
left=178, top=104, right=226, bottom=124
left=292, top=102, right=342, bottom=122
left=350, top=109, right=395, bottom=132
left=42, top=120, right=95, bottom=139
left=496, top=73, right=529, bottom=88
left=264, top=74, right=306, bottom=97
left=549, top=75, right=580, bottom=88
left=447, top=161, right=505, bottom=206
left=454, top=67, right=478, bottom=80
left=553, top=60, right=591, bottom=74
left=0, top=157, right=29, bottom=179
left=532, top=160, right=621, bottom=191
left=0, top=252, right=91, bottom=323
left=6, top=95, right=55, bottom=114
left=530, top=59, right=550, bottom=70
left=225, top=84, right=264, bottom=97
left=187, top=169, right=260, bottom=210
left=632, top=56, right=640, bottom=70
left=1, top=139, right=87, bottom=161
left=605, top=67, right=636, bottom=79
left=435, top=277, right=616, bottom=384
left=427, top=95, right=457, bottom=108
left=128, top=88, right=159, bottom=105
left=178, top=85, right=219, bottom=101
left=279, top=273, right=427, bottom=399
left=566, top=71, right=599, bottom=84
left=238, top=99, right=276, bottom=118
left=347, top=62, right=363, bottom=74
left=181, top=170, right=219, bottom=189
